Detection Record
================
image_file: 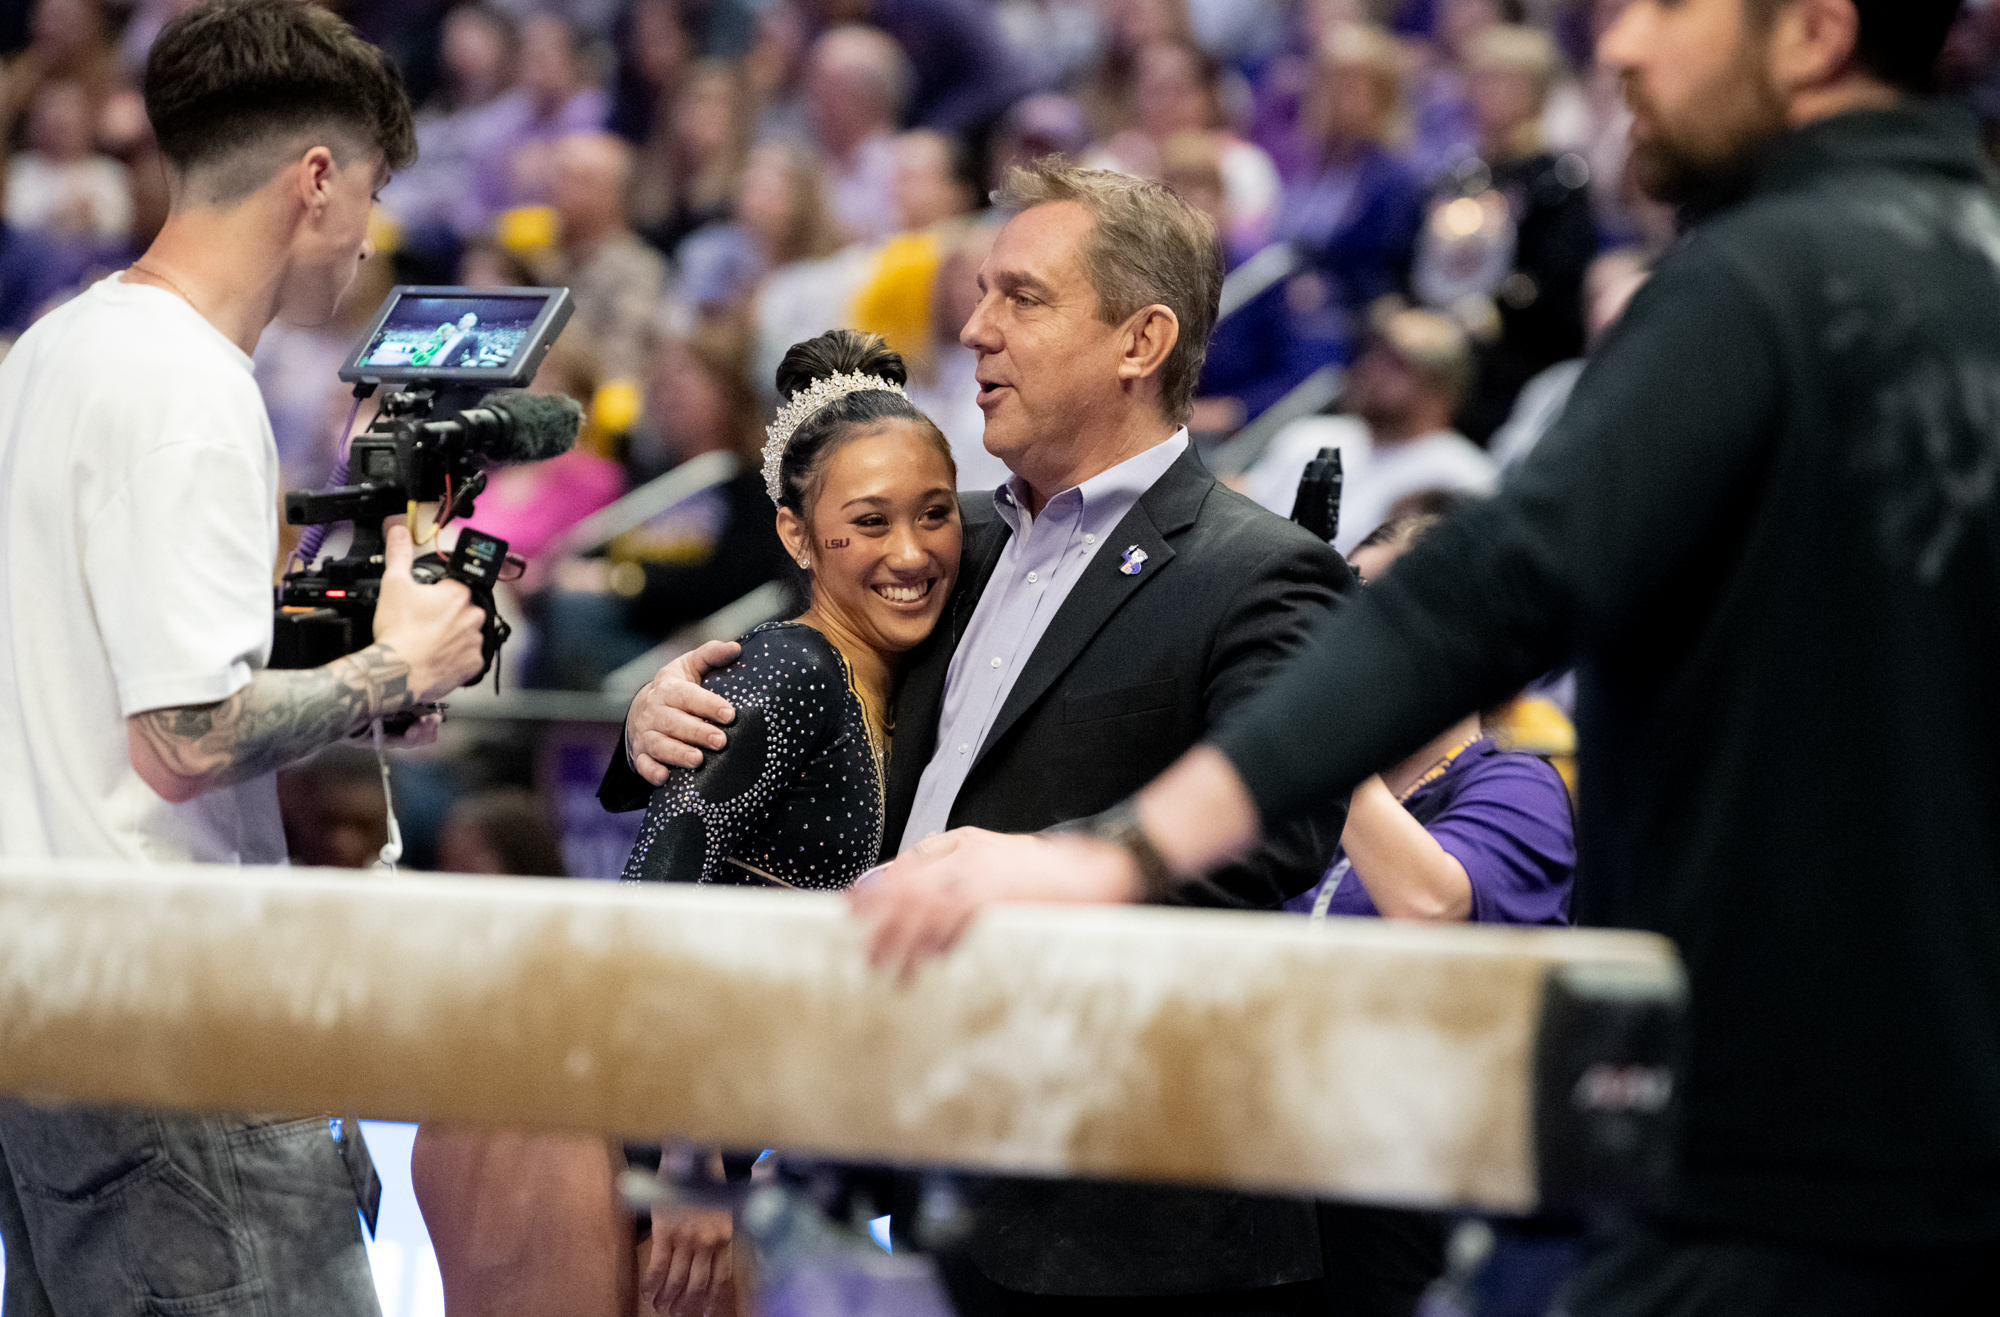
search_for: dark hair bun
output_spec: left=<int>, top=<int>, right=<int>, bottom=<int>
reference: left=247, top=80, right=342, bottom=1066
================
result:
left=774, top=329, right=909, bottom=401
left=768, top=328, right=951, bottom=518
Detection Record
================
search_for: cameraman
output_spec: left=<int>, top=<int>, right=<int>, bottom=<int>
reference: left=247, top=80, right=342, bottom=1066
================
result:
left=0, top=2, right=486, bottom=1313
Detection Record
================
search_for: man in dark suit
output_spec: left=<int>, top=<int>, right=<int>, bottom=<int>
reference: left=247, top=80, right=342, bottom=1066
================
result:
left=610, top=159, right=1402, bottom=1314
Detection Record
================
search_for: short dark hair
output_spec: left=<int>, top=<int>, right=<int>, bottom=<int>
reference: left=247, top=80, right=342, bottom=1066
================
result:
left=1353, top=511, right=1444, bottom=558
left=1748, top=0, right=1961, bottom=92
left=1850, top=0, right=1961, bottom=91
left=145, top=0, right=416, bottom=195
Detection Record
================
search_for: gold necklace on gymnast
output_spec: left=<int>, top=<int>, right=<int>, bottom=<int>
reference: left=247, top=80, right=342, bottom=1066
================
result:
left=836, top=649, right=891, bottom=821
left=128, top=261, right=202, bottom=316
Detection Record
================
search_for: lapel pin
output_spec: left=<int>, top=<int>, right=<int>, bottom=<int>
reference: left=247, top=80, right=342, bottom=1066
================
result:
left=1119, top=545, right=1148, bottom=576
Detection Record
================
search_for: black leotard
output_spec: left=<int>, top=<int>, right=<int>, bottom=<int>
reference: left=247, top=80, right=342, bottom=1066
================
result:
left=620, top=622, right=884, bottom=890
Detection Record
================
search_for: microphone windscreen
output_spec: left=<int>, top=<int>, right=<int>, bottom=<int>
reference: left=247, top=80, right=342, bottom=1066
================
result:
left=480, top=391, right=584, bottom=462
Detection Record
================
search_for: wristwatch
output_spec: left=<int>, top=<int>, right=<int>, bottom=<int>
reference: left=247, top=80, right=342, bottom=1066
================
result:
left=1055, top=799, right=1178, bottom=904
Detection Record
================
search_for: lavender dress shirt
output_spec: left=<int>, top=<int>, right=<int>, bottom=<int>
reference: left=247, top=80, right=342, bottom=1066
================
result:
left=897, top=431, right=1189, bottom=852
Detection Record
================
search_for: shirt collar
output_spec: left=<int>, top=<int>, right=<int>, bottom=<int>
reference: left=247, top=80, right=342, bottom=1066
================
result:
left=994, top=428, right=1189, bottom=535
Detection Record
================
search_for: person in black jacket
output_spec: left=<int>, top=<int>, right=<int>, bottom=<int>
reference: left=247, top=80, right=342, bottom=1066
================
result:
left=857, top=2, right=2000, bottom=1314
left=606, top=160, right=1383, bottom=1313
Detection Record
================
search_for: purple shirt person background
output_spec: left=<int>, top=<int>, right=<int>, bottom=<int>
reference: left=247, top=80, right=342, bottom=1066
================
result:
left=1285, top=733, right=1574, bottom=924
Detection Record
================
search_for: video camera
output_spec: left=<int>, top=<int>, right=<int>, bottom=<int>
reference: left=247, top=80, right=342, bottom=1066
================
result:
left=272, top=285, right=581, bottom=707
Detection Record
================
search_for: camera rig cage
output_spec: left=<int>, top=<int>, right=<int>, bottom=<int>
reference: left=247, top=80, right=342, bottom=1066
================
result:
left=272, top=286, right=578, bottom=704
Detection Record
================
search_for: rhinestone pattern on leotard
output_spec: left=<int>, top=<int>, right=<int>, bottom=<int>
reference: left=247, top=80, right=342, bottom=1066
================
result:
left=620, top=622, right=884, bottom=890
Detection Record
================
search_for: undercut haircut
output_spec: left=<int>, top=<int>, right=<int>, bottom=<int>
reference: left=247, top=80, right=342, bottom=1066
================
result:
left=996, top=158, right=1221, bottom=426
left=145, top=0, right=417, bottom=202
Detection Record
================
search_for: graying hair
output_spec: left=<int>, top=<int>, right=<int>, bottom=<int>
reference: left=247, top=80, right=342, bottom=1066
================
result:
left=996, top=158, right=1222, bottom=425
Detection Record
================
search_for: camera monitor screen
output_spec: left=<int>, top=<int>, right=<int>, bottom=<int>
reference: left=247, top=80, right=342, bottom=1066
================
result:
left=340, top=286, right=573, bottom=388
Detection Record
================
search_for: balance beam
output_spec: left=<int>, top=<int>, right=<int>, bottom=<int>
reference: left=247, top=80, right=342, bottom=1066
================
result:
left=0, top=860, right=1683, bottom=1213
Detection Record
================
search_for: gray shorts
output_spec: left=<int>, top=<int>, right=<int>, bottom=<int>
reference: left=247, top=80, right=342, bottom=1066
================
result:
left=0, top=1102, right=379, bottom=1317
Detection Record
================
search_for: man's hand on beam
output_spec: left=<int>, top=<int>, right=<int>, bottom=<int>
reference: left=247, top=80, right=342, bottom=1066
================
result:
left=849, top=828, right=1142, bottom=983
left=848, top=745, right=1268, bottom=980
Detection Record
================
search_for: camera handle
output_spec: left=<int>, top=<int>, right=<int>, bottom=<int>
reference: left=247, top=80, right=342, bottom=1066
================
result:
left=410, top=527, right=513, bottom=690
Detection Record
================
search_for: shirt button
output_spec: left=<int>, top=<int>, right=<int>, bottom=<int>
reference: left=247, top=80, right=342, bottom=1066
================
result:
left=990, top=656, right=1002, bottom=668
left=958, top=743, right=969, bottom=754
left=1084, top=534, right=1096, bottom=544
left=1026, top=571, right=1039, bottom=583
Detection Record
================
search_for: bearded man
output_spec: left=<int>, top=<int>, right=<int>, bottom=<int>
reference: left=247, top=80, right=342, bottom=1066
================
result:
left=856, top=1, right=2000, bottom=1312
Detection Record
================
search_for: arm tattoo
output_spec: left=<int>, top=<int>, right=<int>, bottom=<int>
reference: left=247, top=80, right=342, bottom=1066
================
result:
left=131, top=643, right=415, bottom=792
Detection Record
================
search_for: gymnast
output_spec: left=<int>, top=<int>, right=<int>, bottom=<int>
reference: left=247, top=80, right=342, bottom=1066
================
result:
left=413, top=328, right=962, bottom=1317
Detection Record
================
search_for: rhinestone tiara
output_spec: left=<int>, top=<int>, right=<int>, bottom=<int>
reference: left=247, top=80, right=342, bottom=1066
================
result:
left=762, top=371, right=908, bottom=504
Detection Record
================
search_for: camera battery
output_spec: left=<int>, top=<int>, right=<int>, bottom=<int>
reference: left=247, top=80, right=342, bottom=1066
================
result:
left=449, top=528, right=508, bottom=590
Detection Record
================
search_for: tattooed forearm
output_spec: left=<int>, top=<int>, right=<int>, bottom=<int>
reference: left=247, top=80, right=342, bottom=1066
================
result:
left=129, top=643, right=416, bottom=795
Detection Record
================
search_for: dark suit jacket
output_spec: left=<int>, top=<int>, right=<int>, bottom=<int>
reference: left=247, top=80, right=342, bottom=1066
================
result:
left=891, top=445, right=1350, bottom=912
left=602, top=446, right=1353, bottom=1295
left=889, top=448, right=1353, bottom=1297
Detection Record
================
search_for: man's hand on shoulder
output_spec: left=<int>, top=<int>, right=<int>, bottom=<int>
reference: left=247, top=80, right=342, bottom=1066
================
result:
left=625, top=639, right=742, bottom=785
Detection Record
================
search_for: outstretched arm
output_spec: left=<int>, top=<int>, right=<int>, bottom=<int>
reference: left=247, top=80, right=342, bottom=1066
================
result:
left=129, top=645, right=418, bottom=803
left=852, top=748, right=1254, bottom=979
left=857, top=240, right=1783, bottom=975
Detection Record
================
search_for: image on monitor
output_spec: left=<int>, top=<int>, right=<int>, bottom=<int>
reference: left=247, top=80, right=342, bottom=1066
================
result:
left=354, top=293, right=552, bottom=373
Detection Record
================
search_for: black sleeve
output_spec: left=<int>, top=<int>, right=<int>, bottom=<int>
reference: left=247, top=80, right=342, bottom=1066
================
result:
left=621, top=702, right=776, bottom=883
left=1166, top=522, right=1357, bottom=909
left=1213, top=241, right=1784, bottom=826
left=599, top=732, right=654, bottom=813
left=617, top=630, right=831, bottom=883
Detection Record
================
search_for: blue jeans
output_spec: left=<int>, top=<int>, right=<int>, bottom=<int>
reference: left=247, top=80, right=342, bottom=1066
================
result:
left=0, top=1102, right=379, bottom=1316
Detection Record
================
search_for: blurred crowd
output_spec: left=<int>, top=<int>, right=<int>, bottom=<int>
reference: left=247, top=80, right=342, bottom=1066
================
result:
left=5, top=0, right=1993, bottom=874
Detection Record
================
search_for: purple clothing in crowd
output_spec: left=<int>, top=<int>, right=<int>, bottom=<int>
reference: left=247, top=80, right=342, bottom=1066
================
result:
left=1275, top=142, right=1427, bottom=359
left=897, top=432, right=1190, bottom=851
left=471, top=86, right=611, bottom=216
left=872, top=0, right=1042, bottom=134
left=1285, top=736, right=1574, bottom=925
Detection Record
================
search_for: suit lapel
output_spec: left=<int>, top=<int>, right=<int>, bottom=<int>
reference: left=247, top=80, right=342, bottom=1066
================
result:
left=948, top=506, right=1011, bottom=647
left=967, top=449, right=1211, bottom=777
left=883, top=494, right=1011, bottom=847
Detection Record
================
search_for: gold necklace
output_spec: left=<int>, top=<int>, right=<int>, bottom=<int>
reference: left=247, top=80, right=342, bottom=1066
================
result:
left=832, top=647, right=891, bottom=820
left=856, top=687, right=890, bottom=804
left=1396, top=733, right=1483, bottom=804
left=128, top=261, right=201, bottom=316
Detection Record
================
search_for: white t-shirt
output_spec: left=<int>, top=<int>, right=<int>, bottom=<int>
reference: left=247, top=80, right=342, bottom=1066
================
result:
left=1241, top=415, right=1498, bottom=556
left=0, top=274, right=288, bottom=864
